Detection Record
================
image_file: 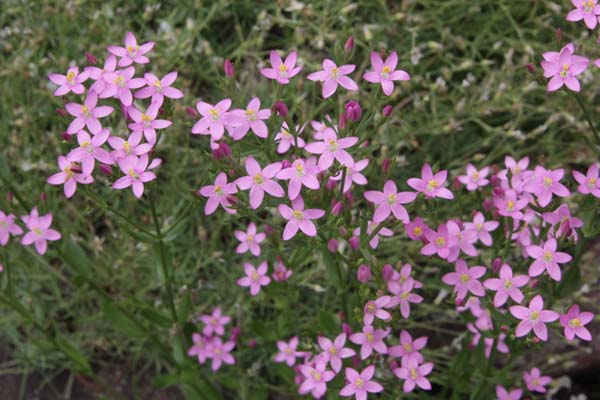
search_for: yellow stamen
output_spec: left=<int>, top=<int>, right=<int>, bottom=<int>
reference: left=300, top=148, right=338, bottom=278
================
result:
left=33, top=228, right=42, bottom=235
left=214, top=185, right=223, bottom=196
left=253, top=173, right=263, bottom=185
left=436, top=237, right=445, bottom=247
left=543, top=251, right=553, bottom=262
left=66, top=71, right=76, bottom=82
left=460, top=274, right=470, bottom=282
left=330, top=67, right=339, bottom=79
left=208, top=108, right=220, bottom=121
left=245, top=108, right=257, bottom=121
left=292, top=210, right=304, bottom=220
left=413, top=226, right=423, bottom=236
left=569, top=317, right=582, bottom=327
left=530, top=311, right=539, bottom=321
left=387, top=193, right=397, bottom=205
left=427, top=179, right=439, bottom=191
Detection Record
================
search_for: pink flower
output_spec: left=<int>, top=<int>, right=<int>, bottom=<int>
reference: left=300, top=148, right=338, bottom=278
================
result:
left=523, top=368, right=551, bottom=393
left=67, top=129, right=114, bottom=175
left=209, top=337, right=236, bottom=371
left=353, top=220, right=393, bottom=249
left=405, top=217, right=428, bottom=241
left=332, top=159, right=369, bottom=193
left=198, top=172, right=238, bottom=215
left=259, top=50, right=302, bottom=84
left=112, top=154, right=157, bottom=198
left=572, top=163, right=600, bottom=197
left=363, top=296, right=391, bottom=325
left=388, top=330, right=427, bottom=365
left=235, top=157, right=284, bottom=209
left=188, top=333, right=211, bottom=364
left=274, top=336, right=304, bottom=367
left=494, top=190, right=528, bottom=220
left=0, top=211, right=23, bottom=245
left=307, top=59, right=358, bottom=98
left=339, top=365, right=384, bottom=399
left=387, top=263, right=423, bottom=290
left=20, top=208, right=61, bottom=255
left=108, top=131, right=153, bottom=160
left=483, top=264, right=529, bottom=307
left=65, top=92, right=113, bottom=134
left=543, top=204, right=583, bottom=241
left=464, top=212, right=499, bottom=246
left=364, top=180, right=416, bottom=223
left=278, top=197, right=325, bottom=240
left=504, top=156, right=530, bottom=188
left=540, top=43, right=588, bottom=92
left=47, top=156, right=94, bottom=198
left=135, top=72, right=183, bottom=105
left=128, top=102, right=172, bottom=144
left=407, top=163, right=453, bottom=199
left=191, top=99, right=238, bottom=142
left=566, top=0, right=600, bottom=29
left=510, top=295, right=559, bottom=341
left=496, top=385, right=522, bottom=400
left=310, top=116, right=334, bottom=140
left=48, top=66, right=90, bottom=96
left=108, top=32, right=154, bottom=67
left=317, top=333, right=355, bottom=373
left=349, top=325, right=389, bottom=359
left=298, top=360, right=335, bottom=399
left=230, top=97, right=271, bottom=139
left=457, top=164, right=490, bottom=191
left=200, top=307, right=231, bottom=337
left=526, top=238, right=571, bottom=281
left=276, top=158, right=320, bottom=200
left=387, top=279, right=423, bottom=319
left=442, top=259, right=486, bottom=300
left=446, top=220, right=478, bottom=262
left=87, top=55, right=117, bottom=94
left=524, top=166, right=570, bottom=207
left=421, top=223, right=458, bottom=259
left=100, top=66, right=146, bottom=106
left=272, top=259, right=292, bottom=282
left=393, top=358, right=433, bottom=393
left=234, top=223, right=266, bottom=256
left=559, top=304, right=594, bottom=341
left=237, top=261, right=271, bottom=296
left=363, top=51, right=410, bottom=96
left=274, top=122, right=306, bottom=154
left=304, top=130, right=358, bottom=170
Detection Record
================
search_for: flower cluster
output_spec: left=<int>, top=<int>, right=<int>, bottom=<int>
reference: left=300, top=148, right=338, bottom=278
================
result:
left=0, top=207, right=60, bottom=255
left=187, top=307, right=237, bottom=371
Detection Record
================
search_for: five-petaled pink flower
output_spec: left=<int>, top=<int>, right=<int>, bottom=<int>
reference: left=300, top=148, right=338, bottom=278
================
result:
left=543, top=204, right=584, bottom=241
left=298, top=360, right=335, bottom=399
left=274, top=336, right=302, bottom=367
left=572, top=163, right=600, bottom=197
left=65, top=91, right=113, bottom=134
left=496, top=385, right=523, bottom=400
left=234, top=222, right=266, bottom=257
left=566, top=0, right=600, bottom=29
left=278, top=197, right=325, bottom=240
left=47, top=156, right=93, bottom=198
left=559, top=304, right=594, bottom=341
left=198, top=172, right=238, bottom=215
left=509, top=295, right=559, bottom=341
left=540, top=43, right=588, bottom=92
left=101, top=66, right=146, bottom=106
left=67, top=129, right=114, bottom=175
left=523, top=368, right=551, bottom=393
left=20, top=208, right=61, bottom=255
left=199, top=307, right=231, bottom=337
left=317, top=333, right=355, bottom=373
left=483, top=264, right=529, bottom=307
left=332, top=159, right=369, bottom=193
left=364, top=180, right=417, bottom=223
left=494, top=190, right=528, bottom=220
left=188, top=333, right=211, bottom=364
left=259, top=50, right=302, bottom=84
left=526, top=238, right=572, bottom=281
left=393, top=358, right=433, bottom=393
left=524, top=166, right=570, bottom=207
left=307, top=59, right=358, bottom=98
left=388, top=330, right=427, bottom=365
left=339, top=365, right=384, bottom=399
left=407, top=163, right=454, bottom=199
left=108, top=131, right=153, bottom=160
left=237, top=261, right=271, bottom=296
left=112, top=154, right=157, bottom=198
left=231, top=97, right=271, bottom=139
left=464, top=212, right=499, bottom=246
left=388, top=279, right=423, bottom=318
left=277, top=158, right=320, bottom=200
left=458, top=164, right=490, bottom=191
left=349, top=325, right=390, bottom=359
left=421, top=223, right=457, bottom=259
left=442, top=259, right=486, bottom=300
left=304, top=130, right=358, bottom=170
left=48, top=66, right=90, bottom=96
left=191, top=99, right=237, bottom=142
left=363, top=296, right=391, bottom=325
left=135, top=72, right=183, bottom=105
left=209, top=337, right=236, bottom=371
left=235, top=157, right=284, bottom=209
left=108, top=32, right=154, bottom=67
left=128, top=102, right=172, bottom=144
left=353, top=220, right=394, bottom=249
left=274, top=122, right=306, bottom=154
left=363, top=51, right=410, bottom=96
left=0, top=211, right=23, bottom=246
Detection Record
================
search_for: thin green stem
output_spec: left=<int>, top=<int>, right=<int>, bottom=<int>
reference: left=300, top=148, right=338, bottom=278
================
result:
left=574, top=93, right=600, bottom=145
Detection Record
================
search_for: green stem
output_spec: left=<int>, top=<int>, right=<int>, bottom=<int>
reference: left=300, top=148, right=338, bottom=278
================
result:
left=574, top=93, right=600, bottom=145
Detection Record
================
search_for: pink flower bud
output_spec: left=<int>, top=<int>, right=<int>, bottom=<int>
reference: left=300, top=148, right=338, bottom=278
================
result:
left=342, top=323, right=353, bottom=336
left=338, top=311, right=346, bottom=321
left=492, top=187, right=505, bottom=198
left=56, top=108, right=67, bottom=118
left=500, top=324, right=509, bottom=332
left=344, top=101, right=362, bottom=121
left=328, top=238, right=339, bottom=253
left=212, top=142, right=232, bottom=160
left=275, top=101, right=288, bottom=117
left=99, top=164, right=113, bottom=176
left=248, top=338, right=257, bottom=348
left=529, top=279, right=538, bottom=289
left=281, top=159, right=292, bottom=169
left=482, top=198, right=493, bottom=211
left=264, top=225, right=274, bottom=236
left=230, top=326, right=241, bottom=342
left=61, top=132, right=72, bottom=141
left=85, top=52, right=98, bottom=65
left=492, top=258, right=502, bottom=274
left=381, top=264, right=395, bottom=282
left=349, top=236, right=360, bottom=251
left=532, top=337, right=540, bottom=345
left=40, top=192, right=47, bottom=203
left=382, top=158, right=391, bottom=175
left=382, top=105, right=393, bottom=117
left=185, top=106, right=198, bottom=118
left=352, top=355, right=360, bottom=369
left=7, top=192, right=13, bottom=203
left=344, top=191, right=354, bottom=207
left=344, top=36, right=354, bottom=53
left=70, top=164, right=82, bottom=174
left=490, top=175, right=501, bottom=187
left=338, top=227, right=347, bottom=236
left=338, top=112, right=347, bottom=129
left=453, top=176, right=461, bottom=190
left=326, top=178, right=338, bottom=191
left=526, top=63, right=535, bottom=73
left=357, top=264, right=371, bottom=283
left=224, top=59, right=235, bottom=77
left=556, top=27, right=562, bottom=44
left=455, top=297, right=464, bottom=307
left=331, top=200, right=343, bottom=216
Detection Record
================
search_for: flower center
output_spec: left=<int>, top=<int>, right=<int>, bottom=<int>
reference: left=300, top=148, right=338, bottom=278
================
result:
left=209, top=108, right=220, bottom=121
left=435, top=237, right=445, bottom=247
left=245, top=108, right=257, bottom=121
left=251, top=270, right=259, bottom=282
left=560, top=64, right=569, bottom=77
left=33, top=228, right=42, bottom=235
left=366, top=333, right=374, bottom=343
left=329, top=347, right=337, bottom=355
left=64, top=165, right=74, bottom=180
left=387, top=193, right=397, bottom=205
left=327, top=138, right=338, bottom=151
left=543, top=176, right=553, bottom=188
left=253, top=173, right=264, bottom=185
left=584, top=1, right=594, bottom=13
left=530, top=311, right=540, bottom=321
left=413, top=226, right=423, bottom=236
left=381, top=65, right=391, bottom=79
left=471, top=172, right=479, bottom=180
left=113, top=75, right=126, bottom=87
left=401, top=291, right=410, bottom=299
left=330, top=67, right=339, bottom=79
left=588, top=177, right=597, bottom=188
left=278, top=64, right=288, bottom=78
left=569, top=317, right=582, bottom=327
left=404, top=343, right=412, bottom=352
left=543, top=251, right=553, bottom=262
left=504, top=280, right=513, bottom=289
left=427, top=179, right=439, bottom=191
left=355, top=378, right=364, bottom=388
left=292, top=210, right=304, bottom=220
left=81, top=105, right=91, bottom=118
left=214, top=185, right=223, bottom=196
left=476, top=223, right=483, bottom=231
left=66, top=71, right=76, bottom=82
left=123, top=141, right=132, bottom=154
left=128, top=168, right=139, bottom=179
left=311, top=371, right=322, bottom=382
left=285, top=348, right=293, bottom=355
left=410, top=368, right=418, bottom=380
left=294, top=162, right=305, bottom=177
left=127, top=44, right=140, bottom=55
left=507, top=200, right=515, bottom=211
left=367, top=302, right=375, bottom=312
left=282, top=130, right=292, bottom=139
left=460, top=273, right=470, bottom=283
left=153, top=80, right=162, bottom=91
left=141, top=113, right=152, bottom=127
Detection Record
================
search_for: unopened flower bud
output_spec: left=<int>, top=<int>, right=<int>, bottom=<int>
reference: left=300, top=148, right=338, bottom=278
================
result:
left=382, top=105, right=393, bottom=117
left=382, top=158, right=391, bottom=175
left=56, top=108, right=68, bottom=118
left=357, top=264, right=371, bottom=283
left=40, top=192, right=47, bottom=203
left=526, top=63, right=535, bottom=73
left=338, top=112, right=347, bottom=129
left=532, top=337, right=540, bottom=345
left=326, top=178, right=338, bottom=191
left=349, top=236, right=360, bottom=250
left=338, top=311, right=346, bottom=321
left=342, top=323, right=353, bottom=337
left=331, top=200, right=343, bottom=216
left=453, top=176, right=461, bottom=190
left=212, top=142, right=232, bottom=160
left=7, top=192, right=13, bottom=203
left=248, top=338, right=257, bottom=348
left=85, top=52, right=98, bottom=65
left=275, top=101, right=288, bottom=117
left=185, top=106, right=198, bottom=118
left=344, top=191, right=354, bottom=207
left=224, top=59, right=235, bottom=77
left=70, top=164, right=82, bottom=173
left=99, top=164, right=113, bottom=176
left=455, top=297, right=464, bottom=307
left=382, top=264, right=395, bottom=282
left=500, top=324, right=509, bottom=332
left=281, top=159, right=292, bottom=169
left=264, top=224, right=274, bottom=236
left=61, top=132, right=72, bottom=141
left=344, top=36, right=354, bottom=53
left=482, top=198, right=493, bottom=211
left=529, top=279, right=538, bottom=289
left=492, top=258, right=503, bottom=274
left=345, top=101, right=362, bottom=121
left=556, top=27, right=562, bottom=44
left=230, top=326, right=241, bottom=342
left=328, top=239, right=339, bottom=253
left=338, top=227, right=347, bottom=236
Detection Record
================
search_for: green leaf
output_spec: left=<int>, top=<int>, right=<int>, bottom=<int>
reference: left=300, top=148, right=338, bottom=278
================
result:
left=102, top=302, right=145, bottom=338
left=556, top=265, right=581, bottom=298
left=153, top=373, right=180, bottom=389
left=56, top=339, right=92, bottom=375
left=178, top=292, right=192, bottom=323
left=141, top=308, right=172, bottom=328
left=321, top=247, right=342, bottom=289
left=318, top=310, right=337, bottom=335
left=61, top=240, right=92, bottom=279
